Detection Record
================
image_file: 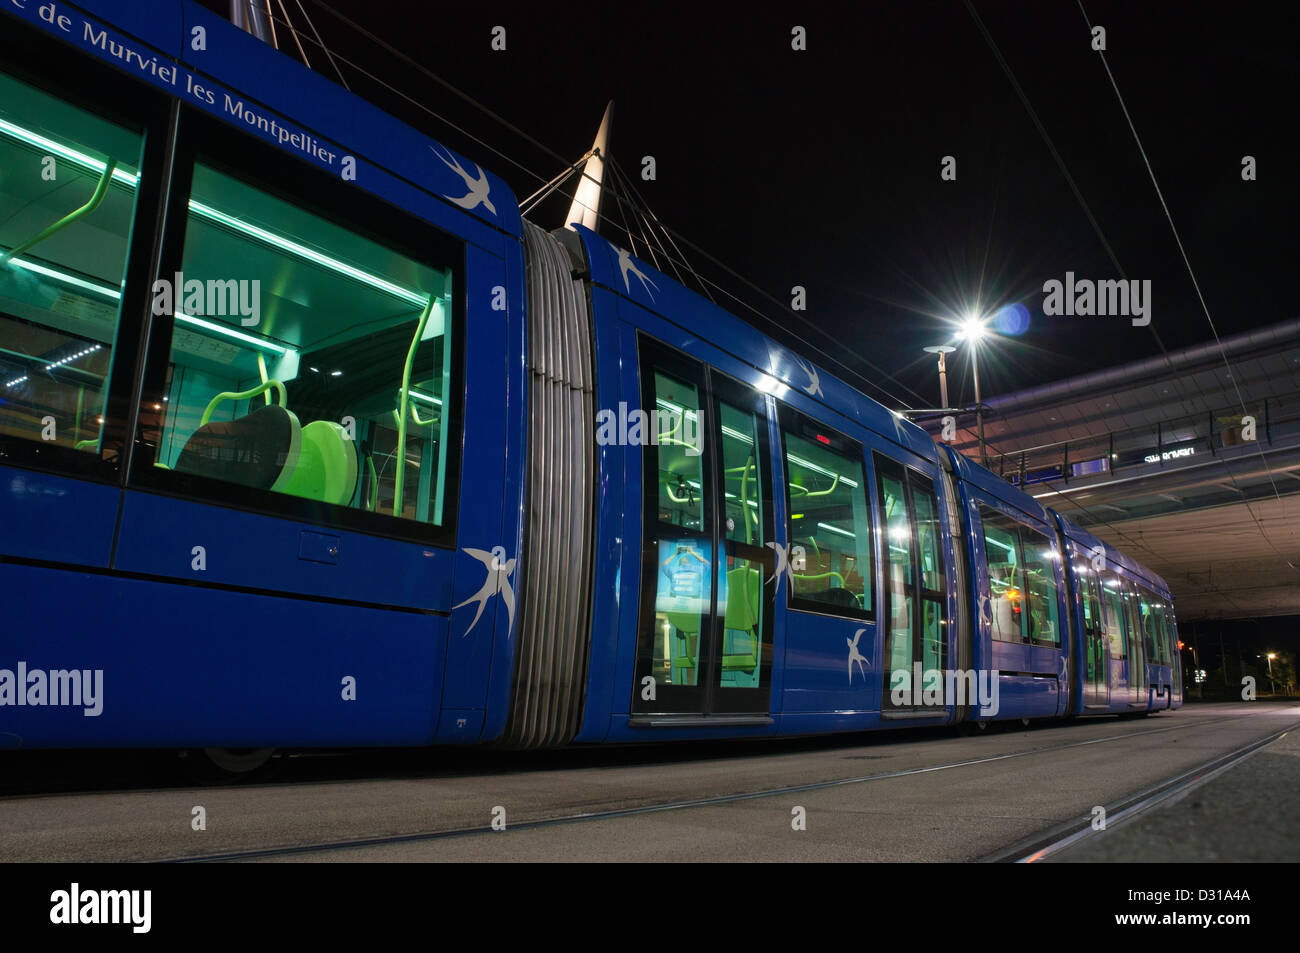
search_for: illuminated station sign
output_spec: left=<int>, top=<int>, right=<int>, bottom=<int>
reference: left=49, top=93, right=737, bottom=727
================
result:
left=1144, top=445, right=1196, bottom=465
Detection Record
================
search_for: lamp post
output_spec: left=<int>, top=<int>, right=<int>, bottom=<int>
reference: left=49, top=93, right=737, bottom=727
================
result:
left=922, top=345, right=956, bottom=409
left=1267, top=652, right=1277, bottom=695
left=957, top=317, right=988, bottom=468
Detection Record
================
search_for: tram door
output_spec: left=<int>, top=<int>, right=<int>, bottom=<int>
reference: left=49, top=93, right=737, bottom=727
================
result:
left=631, top=341, right=775, bottom=717
left=1075, top=552, right=1109, bottom=708
left=877, top=457, right=947, bottom=713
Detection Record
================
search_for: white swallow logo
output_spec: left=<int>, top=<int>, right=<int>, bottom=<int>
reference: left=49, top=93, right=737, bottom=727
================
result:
left=795, top=357, right=823, bottom=398
left=454, top=546, right=516, bottom=636
left=430, top=144, right=497, bottom=215
left=847, top=628, right=869, bottom=683
left=765, top=541, right=804, bottom=592
left=616, top=247, right=658, bottom=300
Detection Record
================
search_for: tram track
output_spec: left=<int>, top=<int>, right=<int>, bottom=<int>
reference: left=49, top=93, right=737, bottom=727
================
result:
left=155, top=712, right=1253, bottom=863
left=983, top=719, right=1300, bottom=862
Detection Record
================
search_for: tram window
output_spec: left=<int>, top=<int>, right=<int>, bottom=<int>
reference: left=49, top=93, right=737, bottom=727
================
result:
left=653, top=371, right=705, bottom=531
left=1149, top=600, right=1169, bottom=665
left=879, top=468, right=914, bottom=675
left=780, top=419, right=872, bottom=616
left=720, top=400, right=764, bottom=546
left=979, top=506, right=1026, bottom=643
left=0, top=71, right=144, bottom=458
left=1077, top=561, right=1103, bottom=637
left=139, top=164, right=457, bottom=527
left=1100, top=571, right=1128, bottom=659
left=913, top=485, right=942, bottom=592
left=1144, top=587, right=1164, bottom=660
left=1022, top=530, right=1061, bottom=646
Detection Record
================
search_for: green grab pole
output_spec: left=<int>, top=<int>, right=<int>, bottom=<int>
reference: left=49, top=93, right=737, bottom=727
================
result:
left=393, top=295, right=434, bottom=517
left=257, top=353, right=271, bottom=404
left=0, top=160, right=118, bottom=265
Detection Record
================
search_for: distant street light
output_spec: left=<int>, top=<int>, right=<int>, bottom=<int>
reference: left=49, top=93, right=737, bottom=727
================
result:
left=922, top=344, right=956, bottom=409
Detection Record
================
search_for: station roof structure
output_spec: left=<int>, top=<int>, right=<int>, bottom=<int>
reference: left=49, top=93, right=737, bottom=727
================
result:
left=926, top=317, right=1300, bottom=621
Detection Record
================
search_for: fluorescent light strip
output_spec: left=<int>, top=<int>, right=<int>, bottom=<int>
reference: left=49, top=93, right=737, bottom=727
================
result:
left=0, top=121, right=429, bottom=307
left=787, top=451, right=859, bottom=488
left=173, top=312, right=291, bottom=355
left=0, top=118, right=140, bottom=188
left=817, top=521, right=856, bottom=539
left=985, top=535, right=1016, bottom=555
left=187, top=201, right=428, bottom=307
left=5, top=260, right=295, bottom=357
left=8, top=258, right=122, bottom=300
left=409, top=388, right=443, bottom=407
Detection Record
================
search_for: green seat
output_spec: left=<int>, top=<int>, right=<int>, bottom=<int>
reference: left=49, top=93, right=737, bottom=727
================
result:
left=281, top=420, right=359, bottom=505
left=722, top=566, right=761, bottom=672
left=667, top=611, right=700, bottom=680
left=664, top=568, right=763, bottom=677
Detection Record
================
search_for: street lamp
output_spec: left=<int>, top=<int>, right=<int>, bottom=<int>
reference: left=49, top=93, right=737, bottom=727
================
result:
left=922, top=344, right=956, bottom=409
left=1266, top=652, right=1277, bottom=695
left=955, top=316, right=988, bottom=468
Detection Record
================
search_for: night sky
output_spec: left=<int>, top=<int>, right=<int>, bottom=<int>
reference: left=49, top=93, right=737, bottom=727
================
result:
left=205, top=0, right=1296, bottom=410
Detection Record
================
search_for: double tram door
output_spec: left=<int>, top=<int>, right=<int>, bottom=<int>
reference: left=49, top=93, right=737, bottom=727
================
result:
left=631, top=341, right=775, bottom=719
left=1075, top=550, right=1109, bottom=709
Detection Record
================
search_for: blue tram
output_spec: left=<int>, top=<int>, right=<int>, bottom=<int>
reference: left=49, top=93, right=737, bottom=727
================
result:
left=0, top=1, right=1180, bottom=764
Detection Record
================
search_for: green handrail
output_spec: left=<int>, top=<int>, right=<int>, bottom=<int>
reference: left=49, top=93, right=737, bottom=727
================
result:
left=739, top=454, right=754, bottom=545
left=393, top=296, right=435, bottom=516
left=200, top=379, right=287, bottom=427
left=0, top=160, right=118, bottom=265
left=257, top=353, right=271, bottom=405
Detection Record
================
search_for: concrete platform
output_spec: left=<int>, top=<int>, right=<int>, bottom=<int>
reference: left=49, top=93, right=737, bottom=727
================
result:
left=1051, top=715, right=1300, bottom=862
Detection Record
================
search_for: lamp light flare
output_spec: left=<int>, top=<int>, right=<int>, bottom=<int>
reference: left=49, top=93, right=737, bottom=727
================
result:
left=957, top=316, right=986, bottom=342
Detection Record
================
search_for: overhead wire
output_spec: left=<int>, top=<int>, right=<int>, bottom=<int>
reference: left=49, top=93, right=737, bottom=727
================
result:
left=1074, top=0, right=1295, bottom=561
left=961, top=0, right=1294, bottom=575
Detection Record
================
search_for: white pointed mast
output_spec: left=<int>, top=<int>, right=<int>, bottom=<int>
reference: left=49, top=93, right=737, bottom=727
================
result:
left=565, top=101, right=614, bottom=232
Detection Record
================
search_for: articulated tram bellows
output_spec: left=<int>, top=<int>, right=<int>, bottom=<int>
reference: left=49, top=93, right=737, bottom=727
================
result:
left=503, top=222, right=598, bottom=747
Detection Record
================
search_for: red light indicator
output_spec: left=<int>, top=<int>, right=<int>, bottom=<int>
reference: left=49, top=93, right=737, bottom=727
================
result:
left=816, top=434, right=830, bottom=445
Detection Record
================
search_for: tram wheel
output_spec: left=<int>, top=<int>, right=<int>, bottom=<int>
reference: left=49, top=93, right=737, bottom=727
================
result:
left=181, top=747, right=276, bottom=783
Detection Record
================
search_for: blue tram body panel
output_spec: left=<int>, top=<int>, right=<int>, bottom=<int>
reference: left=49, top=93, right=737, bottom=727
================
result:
left=572, top=286, right=633, bottom=743
left=0, top=562, right=444, bottom=748
left=0, top=466, right=119, bottom=568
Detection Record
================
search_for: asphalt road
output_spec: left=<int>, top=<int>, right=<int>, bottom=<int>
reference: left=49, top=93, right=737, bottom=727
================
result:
left=2, top=702, right=1296, bottom=862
